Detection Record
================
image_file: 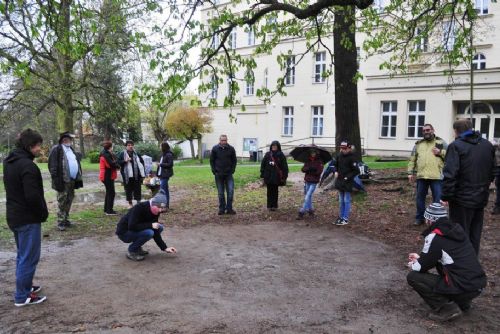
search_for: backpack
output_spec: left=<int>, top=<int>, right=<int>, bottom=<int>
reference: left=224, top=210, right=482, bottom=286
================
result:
left=358, top=162, right=371, bottom=180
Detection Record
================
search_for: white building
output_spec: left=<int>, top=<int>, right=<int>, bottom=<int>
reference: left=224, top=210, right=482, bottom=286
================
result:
left=200, top=1, right=500, bottom=157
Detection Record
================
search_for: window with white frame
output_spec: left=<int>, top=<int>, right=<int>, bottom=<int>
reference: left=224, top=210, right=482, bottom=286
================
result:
left=263, top=68, right=268, bottom=89
left=266, top=16, right=277, bottom=32
left=311, top=106, right=324, bottom=136
left=228, top=29, right=237, bottom=49
left=211, top=34, right=219, bottom=49
left=380, top=101, right=397, bottom=138
left=415, top=27, right=428, bottom=52
left=475, top=0, right=489, bottom=15
left=373, top=0, right=385, bottom=12
left=247, top=26, right=255, bottom=46
left=245, top=69, right=254, bottom=96
left=407, top=101, right=426, bottom=138
left=283, top=107, right=294, bottom=136
left=472, top=54, right=486, bottom=70
left=313, top=52, right=327, bottom=83
left=442, top=21, right=455, bottom=51
left=210, top=75, right=218, bottom=99
left=285, top=56, right=295, bottom=86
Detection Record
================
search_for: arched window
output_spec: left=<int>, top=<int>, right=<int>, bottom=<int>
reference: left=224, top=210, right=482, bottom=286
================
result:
left=472, top=54, right=486, bottom=70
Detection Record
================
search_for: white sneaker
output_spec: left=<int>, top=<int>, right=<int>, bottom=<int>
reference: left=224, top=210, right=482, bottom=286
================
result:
left=15, top=293, right=47, bottom=307
left=336, top=218, right=349, bottom=226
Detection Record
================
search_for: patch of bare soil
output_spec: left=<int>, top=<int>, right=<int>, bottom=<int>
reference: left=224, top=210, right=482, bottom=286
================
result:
left=0, top=169, right=498, bottom=333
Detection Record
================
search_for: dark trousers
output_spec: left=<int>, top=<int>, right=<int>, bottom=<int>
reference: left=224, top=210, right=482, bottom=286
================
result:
left=266, top=184, right=279, bottom=208
left=407, top=271, right=480, bottom=310
left=215, top=174, right=234, bottom=212
left=13, top=224, right=41, bottom=303
left=103, top=178, right=115, bottom=213
left=125, top=178, right=142, bottom=202
left=415, top=179, right=442, bottom=221
left=449, top=202, right=484, bottom=255
left=495, top=172, right=500, bottom=207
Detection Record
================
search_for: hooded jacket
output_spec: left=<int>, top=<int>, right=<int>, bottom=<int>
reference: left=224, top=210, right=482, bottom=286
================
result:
left=334, top=151, right=360, bottom=192
left=441, top=131, right=495, bottom=208
left=3, top=149, right=49, bottom=229
left=411, top=217, right=486, bottom=294
left=407, top=136, right=447, bottom=180
left=260, top=141, right=289, bottom=185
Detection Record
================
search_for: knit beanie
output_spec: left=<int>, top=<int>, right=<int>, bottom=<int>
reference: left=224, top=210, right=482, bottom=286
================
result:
left=151, top=190, right=168, bottom=208
left=424, top=203, right=448, bottom=222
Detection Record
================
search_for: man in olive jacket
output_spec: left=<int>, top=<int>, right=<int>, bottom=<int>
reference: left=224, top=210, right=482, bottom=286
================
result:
left=210, top=134, right=237, bottom=215
left=408, top=124, right=447, bottom=226
left=441, top=119, right=495, bottom=255
left=3, top=129, right=49, bottom=307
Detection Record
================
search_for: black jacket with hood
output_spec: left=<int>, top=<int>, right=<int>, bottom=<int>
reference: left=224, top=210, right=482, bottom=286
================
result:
left=411, top=217, right=486, bottom=295
left=441, top=131, right=495, bottom=208
left=334, top=151, right=360, bottom=192
left=260, top=141, right=289, bottom=185
left=3, top=149, right=49, bottom=230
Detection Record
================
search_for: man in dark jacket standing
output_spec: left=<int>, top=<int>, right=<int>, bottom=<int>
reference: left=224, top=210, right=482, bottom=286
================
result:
left=441, top=119, right=495, bottom=255
left=407, top=203, right=486, bottom=321
left=48, top=132, right=83, bottom=231
left=210, top=134, right=237, bottom=215
left=4, top=129, right=49, bottom=307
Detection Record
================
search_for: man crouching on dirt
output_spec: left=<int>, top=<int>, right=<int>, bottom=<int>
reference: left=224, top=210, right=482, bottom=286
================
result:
left=116, top=190, right=176, bottom=261
left=406, top=203, right=486, bottom=322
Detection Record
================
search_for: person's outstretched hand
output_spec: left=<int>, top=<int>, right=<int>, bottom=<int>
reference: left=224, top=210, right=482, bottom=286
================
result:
left=165, top=247, right=177, bottom=253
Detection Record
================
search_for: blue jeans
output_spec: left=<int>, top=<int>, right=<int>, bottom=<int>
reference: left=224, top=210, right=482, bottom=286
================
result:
left=13, top=223, right=41, bottom=303
left=118, top=225, right=163, bottom=253
left=339, top=191, right=352, bottom=219
left=215, top=174, right=234, bottom=212
left=416, top=179, right=442, bottom=221
left=300, top=182, right=317, bottom=213
left=160, top=177, right=170, bottom=207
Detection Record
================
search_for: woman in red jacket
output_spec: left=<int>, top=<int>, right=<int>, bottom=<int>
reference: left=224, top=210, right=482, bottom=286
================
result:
left=297, top=149, right=324, bottom=219
left=100, top=141, right=120, bottom=215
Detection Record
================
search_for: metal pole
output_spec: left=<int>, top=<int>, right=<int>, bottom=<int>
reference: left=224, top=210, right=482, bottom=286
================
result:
left=469, top=13, right=474, bottom=122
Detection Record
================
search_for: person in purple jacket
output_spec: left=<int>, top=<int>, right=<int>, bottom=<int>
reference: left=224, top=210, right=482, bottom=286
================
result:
left=297, top=149, right=324, bottom=219
left=116, top=190, right=176, bottom=261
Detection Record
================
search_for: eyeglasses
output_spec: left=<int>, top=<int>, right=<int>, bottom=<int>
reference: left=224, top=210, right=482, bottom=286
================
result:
left=422, top=129, right=433, bottom=133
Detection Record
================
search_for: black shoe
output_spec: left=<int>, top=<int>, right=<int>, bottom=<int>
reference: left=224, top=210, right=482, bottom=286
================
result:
left=126, top=251, right=145, bottom=261
left=105, top=211, right=119, bottom=216
left=413, top=219, right=424, bottom=226
left=458, top=303, right=471, bottom=312
left=492, top=206, right=500, bottom=215
left=31, top=285, right=42, bottom=294
left=57, top=223, right=66, bottom=231
left=14, top=293, right=47, bottom=307
left=296, top=212, right=305, bottom=220
left=64, top=220, right=73, bottom=227
left=218, top=211, right=225, bottom=215
left=308, top=210, right=315, bottom=217
left=269, top=207, right=277, bottom=211
left=137, top=247, right=149, bottom=256
left=226, top=209, right=236, bottom=215
left=332, top=217, right=342, bottom=225
left=428, top=302, right=462, bottom=322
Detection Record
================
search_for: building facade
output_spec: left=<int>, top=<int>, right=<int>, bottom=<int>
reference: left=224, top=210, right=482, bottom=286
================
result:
left=200, top=1, right=500, bottom=157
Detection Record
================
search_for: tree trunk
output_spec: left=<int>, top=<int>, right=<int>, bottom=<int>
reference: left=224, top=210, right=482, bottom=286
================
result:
left=56, top=0, right=74, bottom=133
left=189, top=139, right=195, bottom=159
left=334, top=5, right=362, bottom=161
left=197, top=136, right=203, bottom=163
left=78, top=111, right=85, bottom=157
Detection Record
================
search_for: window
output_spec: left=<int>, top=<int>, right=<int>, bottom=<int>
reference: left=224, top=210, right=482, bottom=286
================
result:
left=380, top=101, right=397, bottom=138
left=313, top=52, right=327, bottom=83
left=229, top=29, right=237, bottom=49
left=211, top=34, right=220, bottom=49
left=247, top=27, right=255, bottom=46
left=245, top=69, right=254, bottom=96
left=407, top=101, right=426, bottom=138
left=373, top=0, right=385, bottom=12
left=311, top=106, right=324, bottom=136
left=285, top=56, right=295, bottom=86
left=263, top=68, right=268, bottom=89
left=472, top=54, right=486, bottom=70
left=227, top=74, right=234, bottom=96
left=442, top=21, right=455, bottom=51
left=475, top=0, right=489, bottom=15
left=210, top=75, right=218, bottom=99
left=356, top=47, right=361, bottom=68
left=283, top=107, right=294, bottom=136
left=415, top=27, right=428, bottom=52
left=266, top=16, right=277, bottom=32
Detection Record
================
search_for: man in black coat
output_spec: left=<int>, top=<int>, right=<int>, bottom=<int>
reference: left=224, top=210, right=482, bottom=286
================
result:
left=441, top=119, right=495, bottom=255
left=3, top=129, right=49, bottom=307
left=210, top=134, right=237, bottom=215
left=116, top=190, right=177, bottom=261
left=407, top=203, right=486, bottom=322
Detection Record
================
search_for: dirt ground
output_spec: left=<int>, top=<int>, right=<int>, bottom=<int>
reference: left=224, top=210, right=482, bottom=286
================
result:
left=0, top=170, right=499, bottom=333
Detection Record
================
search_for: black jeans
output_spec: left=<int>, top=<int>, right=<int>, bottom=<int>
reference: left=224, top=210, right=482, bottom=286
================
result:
left=125, top=178, right=142, bottom=202
left=103, top=178, right=115, bottom=213
left=407, top=271, right=481, bottom=310
left=266, top=184, right=279, bottom=208
left=214, top=174, right=234, bottom=212
left=449, top=203, right=484, bottom=255
left=495, top=171, right=500, bottom=208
